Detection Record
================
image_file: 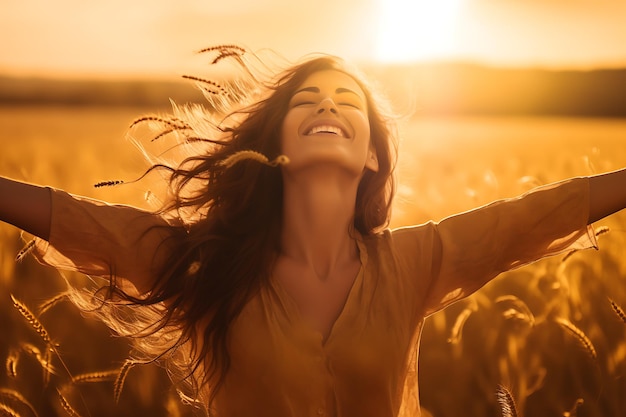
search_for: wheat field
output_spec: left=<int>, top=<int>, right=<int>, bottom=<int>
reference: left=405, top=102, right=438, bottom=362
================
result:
left=1, top=106, right=625, bottom=416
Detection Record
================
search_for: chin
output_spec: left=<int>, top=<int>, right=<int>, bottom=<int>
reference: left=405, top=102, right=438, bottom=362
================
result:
left=283, top=157, right=366, bottom=177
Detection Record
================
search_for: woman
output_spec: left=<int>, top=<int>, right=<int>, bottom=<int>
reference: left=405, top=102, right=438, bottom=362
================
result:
left=1, top=47, right=625, bottom=416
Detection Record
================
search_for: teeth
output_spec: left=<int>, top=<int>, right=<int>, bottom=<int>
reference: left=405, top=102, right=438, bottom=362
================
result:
left=306, top=125, right=345, bottom=137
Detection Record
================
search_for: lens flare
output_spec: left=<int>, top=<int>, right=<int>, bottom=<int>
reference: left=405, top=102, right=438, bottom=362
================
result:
left=375, top=0, right=464, bottom=62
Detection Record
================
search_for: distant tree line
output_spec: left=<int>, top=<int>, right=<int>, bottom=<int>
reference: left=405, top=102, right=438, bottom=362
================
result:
left=0, top=77, right=203, bottom=109
left=1, top=64, right=625, bottom=117
left=369, top=63, right=626, bottom=118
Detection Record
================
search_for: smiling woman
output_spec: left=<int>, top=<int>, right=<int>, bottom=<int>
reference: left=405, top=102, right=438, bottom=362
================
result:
left=1, top=45, right=626, bottom=417
left=281, top=70, right=376, bottom=176
left=375, top=0, right=464, bottom=62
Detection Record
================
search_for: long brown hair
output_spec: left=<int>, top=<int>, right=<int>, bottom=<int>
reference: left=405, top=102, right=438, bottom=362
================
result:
left=88, top=46, right=397, bottom=411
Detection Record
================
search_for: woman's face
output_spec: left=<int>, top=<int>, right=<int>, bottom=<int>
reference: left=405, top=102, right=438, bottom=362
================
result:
left=280, top=70, right=378, bottom=176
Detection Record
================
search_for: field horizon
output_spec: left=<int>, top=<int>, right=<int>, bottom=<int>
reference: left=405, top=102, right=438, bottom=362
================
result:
left=1, top=62, right=626, bottom=118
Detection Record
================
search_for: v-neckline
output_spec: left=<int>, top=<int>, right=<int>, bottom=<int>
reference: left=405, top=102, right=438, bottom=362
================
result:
left=270, top=236, right=368, bottom=347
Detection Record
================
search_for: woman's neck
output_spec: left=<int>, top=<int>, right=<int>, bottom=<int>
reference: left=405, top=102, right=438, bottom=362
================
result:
left=280, top=168, right=360, bottom=280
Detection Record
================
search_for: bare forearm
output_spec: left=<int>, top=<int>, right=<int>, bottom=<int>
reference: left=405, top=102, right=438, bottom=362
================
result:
left=588, top=168, right=626, bottom=224
left=0, top=176, right=52, bottom=240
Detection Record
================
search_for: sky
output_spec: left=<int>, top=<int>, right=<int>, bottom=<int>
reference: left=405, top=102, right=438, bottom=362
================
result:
left=1, top=0, right=625, bottom=79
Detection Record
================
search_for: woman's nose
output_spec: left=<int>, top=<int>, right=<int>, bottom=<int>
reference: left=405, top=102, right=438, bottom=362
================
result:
left=316, top=97, right=338, bottom=114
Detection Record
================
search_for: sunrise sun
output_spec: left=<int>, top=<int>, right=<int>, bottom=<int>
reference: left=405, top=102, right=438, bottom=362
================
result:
left=375, top=0, right=464, bottom=62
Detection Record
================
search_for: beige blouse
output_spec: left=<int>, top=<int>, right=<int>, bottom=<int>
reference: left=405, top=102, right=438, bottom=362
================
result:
left=33, top=177, right=597, bottom=417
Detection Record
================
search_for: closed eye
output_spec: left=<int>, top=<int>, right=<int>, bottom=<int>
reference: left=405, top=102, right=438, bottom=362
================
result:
left=338, top=102, right=362, bottom=109
left=292, top=101, right=315, bottom=107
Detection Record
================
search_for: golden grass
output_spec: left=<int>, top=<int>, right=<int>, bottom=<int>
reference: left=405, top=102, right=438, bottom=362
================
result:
left=1, top=109, right=625, bottom=416
left=0, top=388, right=37, bottom=417
left=4, top=351, right=18, bottom=379
left=609, top=299, right=626, bottom=324
left=20, top=343, right=55, bottom=384
left=57, top=390, right=82, bottom=417
left=219, top=150, right=290, bottom=168
left=38, top=292, right=70, bottom=316
left=10, top=296, right=55, bottom=347
left=71, top=370, right=119, bottom=384
left=14, top=240, right=34, bottom=263
left=0, top=403, right=20, bottom=417
left=447, top=306, right=474, bottom=344
left=555, top=318, right=598, bottom=360
left=496, top=385, right=518, bottom=417
left=114, top=359, right=138, bottom=403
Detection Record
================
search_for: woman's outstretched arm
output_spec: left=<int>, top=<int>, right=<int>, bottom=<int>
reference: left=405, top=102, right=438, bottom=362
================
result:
left=0, top=176, right=52, bottom=240
left=588, top=167, right=626, bottom=224
left=1, top=176, right=175, bottom=292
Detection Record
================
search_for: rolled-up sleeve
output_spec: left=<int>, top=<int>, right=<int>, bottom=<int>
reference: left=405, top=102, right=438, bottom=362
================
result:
left=32, top=188, right=173, bottom=291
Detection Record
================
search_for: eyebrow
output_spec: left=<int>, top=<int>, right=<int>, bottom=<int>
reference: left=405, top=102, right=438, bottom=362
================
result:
left=293, top=86, right=364, bottom=100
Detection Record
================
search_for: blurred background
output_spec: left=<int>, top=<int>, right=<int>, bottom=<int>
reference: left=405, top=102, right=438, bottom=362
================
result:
left=1, top=0, right=626, bottom=416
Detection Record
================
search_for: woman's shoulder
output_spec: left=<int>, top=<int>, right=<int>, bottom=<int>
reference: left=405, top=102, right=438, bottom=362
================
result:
left=360, top=222, right=439, bottom=255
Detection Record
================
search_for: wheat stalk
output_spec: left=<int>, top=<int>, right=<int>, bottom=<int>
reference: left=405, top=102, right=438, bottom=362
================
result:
left=38, top=292, right=70, bottom=316
left=0, top=403, right=20, bottom=417
left=20, top=343, right=55, bottom=379
left=495, top=295, right=535, bottom=326
left=149, top=126, right=193, bottom=142
left=594, top=225, right=610, bottom=237
left=93, top=180, right=124, bottom=188
left=608, top=299, right=626, bottom=324
left=183, top=137, right=219, bottom=144
left=43, top=349, right=52, bottom=386
left=129, top=116, right=190, bottom=130
left=72, top=370, right=119, bottom=384
left=12, top=299, right=59, bottom=385
left=114, top=360, right=138, bottom=403
left=11, top=295, right=55, bottom=347
left=496, top=385, right=518, bottom=417
left=447, top=307, right=474, bottom=344
left=5, top=350, right=19, bottom=378
left=197, top=44, right=246, bottom=54
left=195, top=45, right=246, bottom=64
left=211, top=50, right=243, bottom=65
left=57, top=390, right=82, bottom=417
left=556, top=318, right=597, bottom=359
left=15, top=239, right=35, bottom=262
left=181, top=76, right=227, bottom=95
left=0, top=388, right=38, bottom=417
left=219, top=150, right=289, bottom=168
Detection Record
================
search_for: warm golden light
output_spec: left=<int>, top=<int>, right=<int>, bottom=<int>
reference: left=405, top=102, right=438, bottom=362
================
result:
left=375, top=0, right=464, bottom=62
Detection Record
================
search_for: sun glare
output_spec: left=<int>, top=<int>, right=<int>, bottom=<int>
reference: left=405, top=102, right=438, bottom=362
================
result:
left=375, top=0, right=464, bottom=63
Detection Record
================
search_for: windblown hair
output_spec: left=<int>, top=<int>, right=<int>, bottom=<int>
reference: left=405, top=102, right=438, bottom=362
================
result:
left=75, top=46, right=398, bottom=413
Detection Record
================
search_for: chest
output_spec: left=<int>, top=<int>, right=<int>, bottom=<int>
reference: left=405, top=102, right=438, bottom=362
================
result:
left=272, top=258, right=361, bottom=341
left=221, top=279, right=420, bottom=417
